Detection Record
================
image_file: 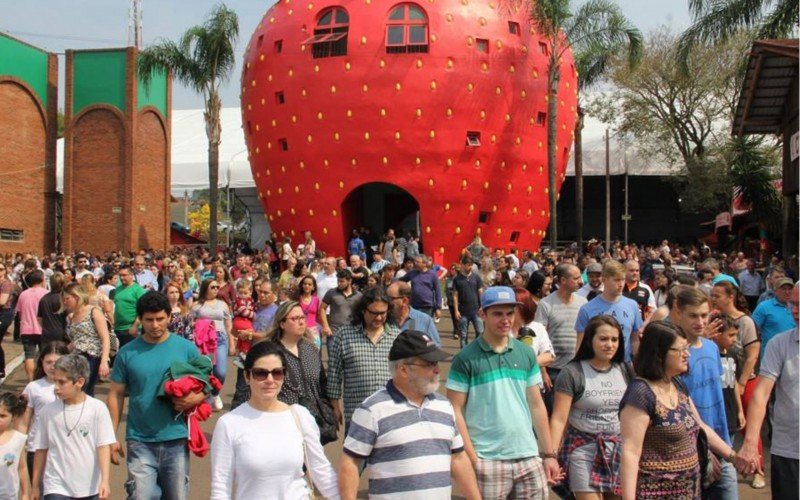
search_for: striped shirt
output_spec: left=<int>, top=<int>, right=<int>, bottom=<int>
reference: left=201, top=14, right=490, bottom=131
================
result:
left=326, top=324, right=401, bottom=424
left=344, top=381, right=464, bottom=499
left=534, top=292, right=587, bottom=369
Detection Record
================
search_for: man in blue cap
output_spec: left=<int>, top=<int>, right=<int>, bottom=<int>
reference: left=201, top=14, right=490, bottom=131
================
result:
left=446, top=286, right=560, bottom=498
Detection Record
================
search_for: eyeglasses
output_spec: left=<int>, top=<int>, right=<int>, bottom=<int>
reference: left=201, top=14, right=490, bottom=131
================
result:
left=365, top=308, right=388, bottom=317
left=248, top=367, right=285, bottom=381
left=387, top=296, right=403, bottom=301
left=669, top=346, right=691, bottom=354
left=404, top=361, right=438, bottom=369
left=285, top=315, right=306, bottom=322
left=209, top=285, right=220, bottom=290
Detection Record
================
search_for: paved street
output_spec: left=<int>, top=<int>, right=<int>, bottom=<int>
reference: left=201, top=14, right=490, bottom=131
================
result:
left=1, top=317, right=772, bottom=498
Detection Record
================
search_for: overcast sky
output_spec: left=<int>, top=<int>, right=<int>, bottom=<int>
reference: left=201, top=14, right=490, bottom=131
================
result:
left=1, top=0, right=691, bottom=110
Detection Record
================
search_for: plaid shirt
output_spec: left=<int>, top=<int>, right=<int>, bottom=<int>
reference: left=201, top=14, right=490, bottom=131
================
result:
left=325, top=323, right=401, bottom=424
left=554, top=426, right=622, bottom=496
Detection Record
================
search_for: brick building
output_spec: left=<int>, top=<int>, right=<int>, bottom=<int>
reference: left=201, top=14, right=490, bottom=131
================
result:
left=0, top=33, right=58, bottom=256
left=62, top=47, right=171, bottom=254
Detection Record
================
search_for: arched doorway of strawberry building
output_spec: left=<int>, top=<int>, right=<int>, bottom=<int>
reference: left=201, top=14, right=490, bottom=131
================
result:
left=340, top=182, right=421, bottom=259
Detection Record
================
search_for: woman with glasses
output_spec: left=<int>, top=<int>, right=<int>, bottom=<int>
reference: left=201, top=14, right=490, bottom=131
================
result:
left=0, top=262, right=19, bottom=378
left=191, top=279, right=233, bottom=411
left=619, top=321, right=739, bottom=499
left=267, top=302, right=336, bottom=444
left=210, top=340, right=339, bottom=499
left=549, top=315, right=629, bottom=499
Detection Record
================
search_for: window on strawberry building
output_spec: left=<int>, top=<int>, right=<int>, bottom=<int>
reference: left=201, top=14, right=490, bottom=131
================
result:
left=386, top=3, right=429, bottom=54
left=303, top=7, right=349, bottom=58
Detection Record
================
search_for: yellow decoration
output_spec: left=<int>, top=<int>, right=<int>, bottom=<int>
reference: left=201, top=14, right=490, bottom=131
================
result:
left=362, top=84, right=369, bottom=92
left=380, top=108, right=387, bottom=116
left=483, top=181, right=489, bottom=189
left=446, top=158, right=453, bottom=167
left=444, top=203, right=450, bottom=211
left=455, top=226, right=462, bottom=234
left=429, top=130, right=435, bottom=138
left=346, top=109, right=353, bottom=118
left=317, top=112, right=323, bottom=120
left=307, top=135, right=312, bottom=143
left=416, top=108, right=422, bottom=117
left=395, top=82, right=402, bottom=91
left=364, top=132, right=370, bottom=140
left=428, top=178, right=435, bottom=187
left=330, top=85, right=336, bottom=93
left=394, top=131, right=401, bottom=140
left=360, top=36, right=367, bottom=45
left=415, top=157, right=422, bottom=165
left=446, top=108, right=453, bottom=117
left=416, top=59, right=423, bottom=68
left=382, top=156, right=389, bottom=164
left=334, top=132, right=340, bottom=140
left=430, top=80, right=437, bottom=90
left=345, top=62, right=351, bottom=71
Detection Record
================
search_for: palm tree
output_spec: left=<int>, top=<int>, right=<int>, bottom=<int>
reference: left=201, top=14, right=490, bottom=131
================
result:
left=139, top=4, right=239, bottom=252
left=725, top=136, right=782, bottom=234
left=531, top=0, right=642, bottom=249
left=678, top=0, right=798, bottom=67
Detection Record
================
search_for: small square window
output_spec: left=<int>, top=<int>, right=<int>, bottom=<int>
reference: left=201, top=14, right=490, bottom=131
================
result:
left=476, top=38, right=489, bottom=53
left=478, top=212, right=491, bottom=224
left=508, top=22, right=520, bottom=35
left=510, top=231, right=520, bottom=243
left=536, top=112, right=547, bottom=126
left=466, top=131, right=481, bottom=146
left=278, top=138, right=289, bottom=151
left=274, top=40, right=283, bottom=53
left=275, top=91, right=285, bottom=104
left=258, top=35, right=264, bottom=48
left=538, top=42, right=549, bottom=55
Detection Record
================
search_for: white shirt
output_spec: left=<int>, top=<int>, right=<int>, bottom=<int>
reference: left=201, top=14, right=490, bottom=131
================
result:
left=211, top=403, right=339, bottom=500
left=21, top=378, right=57, bottom=452
left=34, top=396, right=116, bottom=497
left=0, top=430, right=26, bottom=499
left=316, top=271, right=338, bottom=302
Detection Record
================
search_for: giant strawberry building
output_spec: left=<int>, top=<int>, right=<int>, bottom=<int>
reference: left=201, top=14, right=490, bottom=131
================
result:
left=241, top=0, right=578, bottom=260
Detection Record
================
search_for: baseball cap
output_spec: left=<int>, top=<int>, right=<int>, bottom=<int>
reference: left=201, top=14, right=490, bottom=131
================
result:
left=774, top=277, right=795, bottom=289
left=481, top=286, right=521, bottom=309
left=586, top=263, right=602, bottom=274
left=389, top=330, right=450, bottom=362
left=712, top=274, right=739, bottom=288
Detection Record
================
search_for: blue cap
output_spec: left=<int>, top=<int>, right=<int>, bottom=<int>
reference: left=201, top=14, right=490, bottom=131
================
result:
left=481, top=286, right=521, bottom=309
left=712, top=274, right=739, bottom=288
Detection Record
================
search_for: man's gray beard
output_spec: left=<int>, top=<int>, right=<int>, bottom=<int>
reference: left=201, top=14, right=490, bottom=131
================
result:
left=412, top=375, right=440, bottom=396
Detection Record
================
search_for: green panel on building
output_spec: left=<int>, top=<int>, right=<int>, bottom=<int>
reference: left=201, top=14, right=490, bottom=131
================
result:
left=73, top=50, right=127, bottom=115
left=137, top=65, right=167, bottom=116
left=0, top=34, right=49, bottom=107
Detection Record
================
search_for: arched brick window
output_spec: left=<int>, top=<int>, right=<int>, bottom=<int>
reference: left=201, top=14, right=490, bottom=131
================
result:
left=304, top=7, right=349, bottom=58
left=386, top=3, right=428, bottom=54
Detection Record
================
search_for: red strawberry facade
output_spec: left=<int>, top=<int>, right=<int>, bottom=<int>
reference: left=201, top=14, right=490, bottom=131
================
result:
left=241, top=0, right=578, bottom=261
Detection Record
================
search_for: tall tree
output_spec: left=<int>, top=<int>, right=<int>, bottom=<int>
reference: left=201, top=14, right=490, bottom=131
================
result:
left=139, top=4, right=239, bottom=252
left=678, top=0, right=798, bottom=68
left=531, top=0, right=643, bottom=249
left=587, top=28, right=749, bottom=213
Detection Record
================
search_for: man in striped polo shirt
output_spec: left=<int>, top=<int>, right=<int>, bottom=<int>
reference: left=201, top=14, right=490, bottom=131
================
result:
left=340, top=330, right=481, bottom=499
left=447, top=286, right=560, bottom=499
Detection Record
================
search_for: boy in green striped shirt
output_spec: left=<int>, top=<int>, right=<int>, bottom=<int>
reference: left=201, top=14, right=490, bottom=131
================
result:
left=446, top=286, right=561, bottom=498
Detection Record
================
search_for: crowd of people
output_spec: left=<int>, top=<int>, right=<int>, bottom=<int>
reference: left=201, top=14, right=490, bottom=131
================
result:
left=0, top=230, right=796, bottom=500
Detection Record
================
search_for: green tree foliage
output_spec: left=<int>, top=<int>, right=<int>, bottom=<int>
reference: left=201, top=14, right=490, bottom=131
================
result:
left=138, top=4, right=239, bottom=252
left=531, top=0, right=642, bottom=248
left=587, top=28, right=755, bottom=213
left=678, top=0, right=799, bottom=70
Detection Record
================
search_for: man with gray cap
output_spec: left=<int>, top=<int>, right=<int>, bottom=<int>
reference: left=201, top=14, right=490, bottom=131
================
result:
left=576, top=262, right=603, bottom=301
left=340, top=330, right=480, bottom=499
left=447, top=286, right=560, bottom=498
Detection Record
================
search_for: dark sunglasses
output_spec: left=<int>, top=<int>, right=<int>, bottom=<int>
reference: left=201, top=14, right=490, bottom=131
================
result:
left=248, top=367, right=285, bottom=381
left=209, top=285, right=220, bottom=290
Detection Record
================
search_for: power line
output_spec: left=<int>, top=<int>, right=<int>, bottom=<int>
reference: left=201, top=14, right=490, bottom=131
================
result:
left=2, top=29, right=127, bottom=45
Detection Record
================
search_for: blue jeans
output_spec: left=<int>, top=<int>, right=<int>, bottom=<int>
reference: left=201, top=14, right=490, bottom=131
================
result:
left=125, top=439, right=189, bottom=500
left=79, top=353, right=100, bottom=397
left=456, top=312, right=484, bottom=348
left=702, top=459, right=738, bottom=500
left=212, top=332, right=228, bottom=393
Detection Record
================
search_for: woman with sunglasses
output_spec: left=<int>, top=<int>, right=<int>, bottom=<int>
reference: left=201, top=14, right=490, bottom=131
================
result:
left=210, top=341, right=339, bottom=499
left=549, top=315, right=630, bottom=499
left=619, top=321, right=739, bottom=499
left=191, top=279, right=233, bottom=411
left=267, top=301, right=336, bottom=443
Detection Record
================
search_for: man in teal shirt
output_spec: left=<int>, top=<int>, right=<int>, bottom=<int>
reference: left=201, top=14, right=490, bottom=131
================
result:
left=446, top=286, right=560, bottom=498
left=107, top=292, right=203, bottom=500
left=752, top=277, right=797, bottom=360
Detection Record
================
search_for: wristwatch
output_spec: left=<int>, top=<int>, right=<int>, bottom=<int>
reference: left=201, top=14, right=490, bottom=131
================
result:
left=541, top=451, right=557, bottom=459
left=724, top=451, right=736, bottom=463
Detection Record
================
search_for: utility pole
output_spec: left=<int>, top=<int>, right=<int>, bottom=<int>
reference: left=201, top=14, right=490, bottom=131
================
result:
left=128, top=0, right=143, bottom=50
left=605, top=129, right=610, bottom=252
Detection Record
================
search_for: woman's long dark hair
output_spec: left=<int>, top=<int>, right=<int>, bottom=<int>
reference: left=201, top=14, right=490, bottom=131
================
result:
left=634, top=321, right=687, bottom=381
left=574, top=315, right=625, bottom=364
left=526, top=271, right=548, bottom=298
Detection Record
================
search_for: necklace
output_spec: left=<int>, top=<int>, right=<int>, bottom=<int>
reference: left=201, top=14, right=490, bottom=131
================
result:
left=651, top=381, right=677, bottom=407
left=63, top=398, right=87, bottom=437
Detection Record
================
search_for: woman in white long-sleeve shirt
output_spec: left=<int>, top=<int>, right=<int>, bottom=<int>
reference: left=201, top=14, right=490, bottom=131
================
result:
left=211, top=340, right=340, bottom=499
